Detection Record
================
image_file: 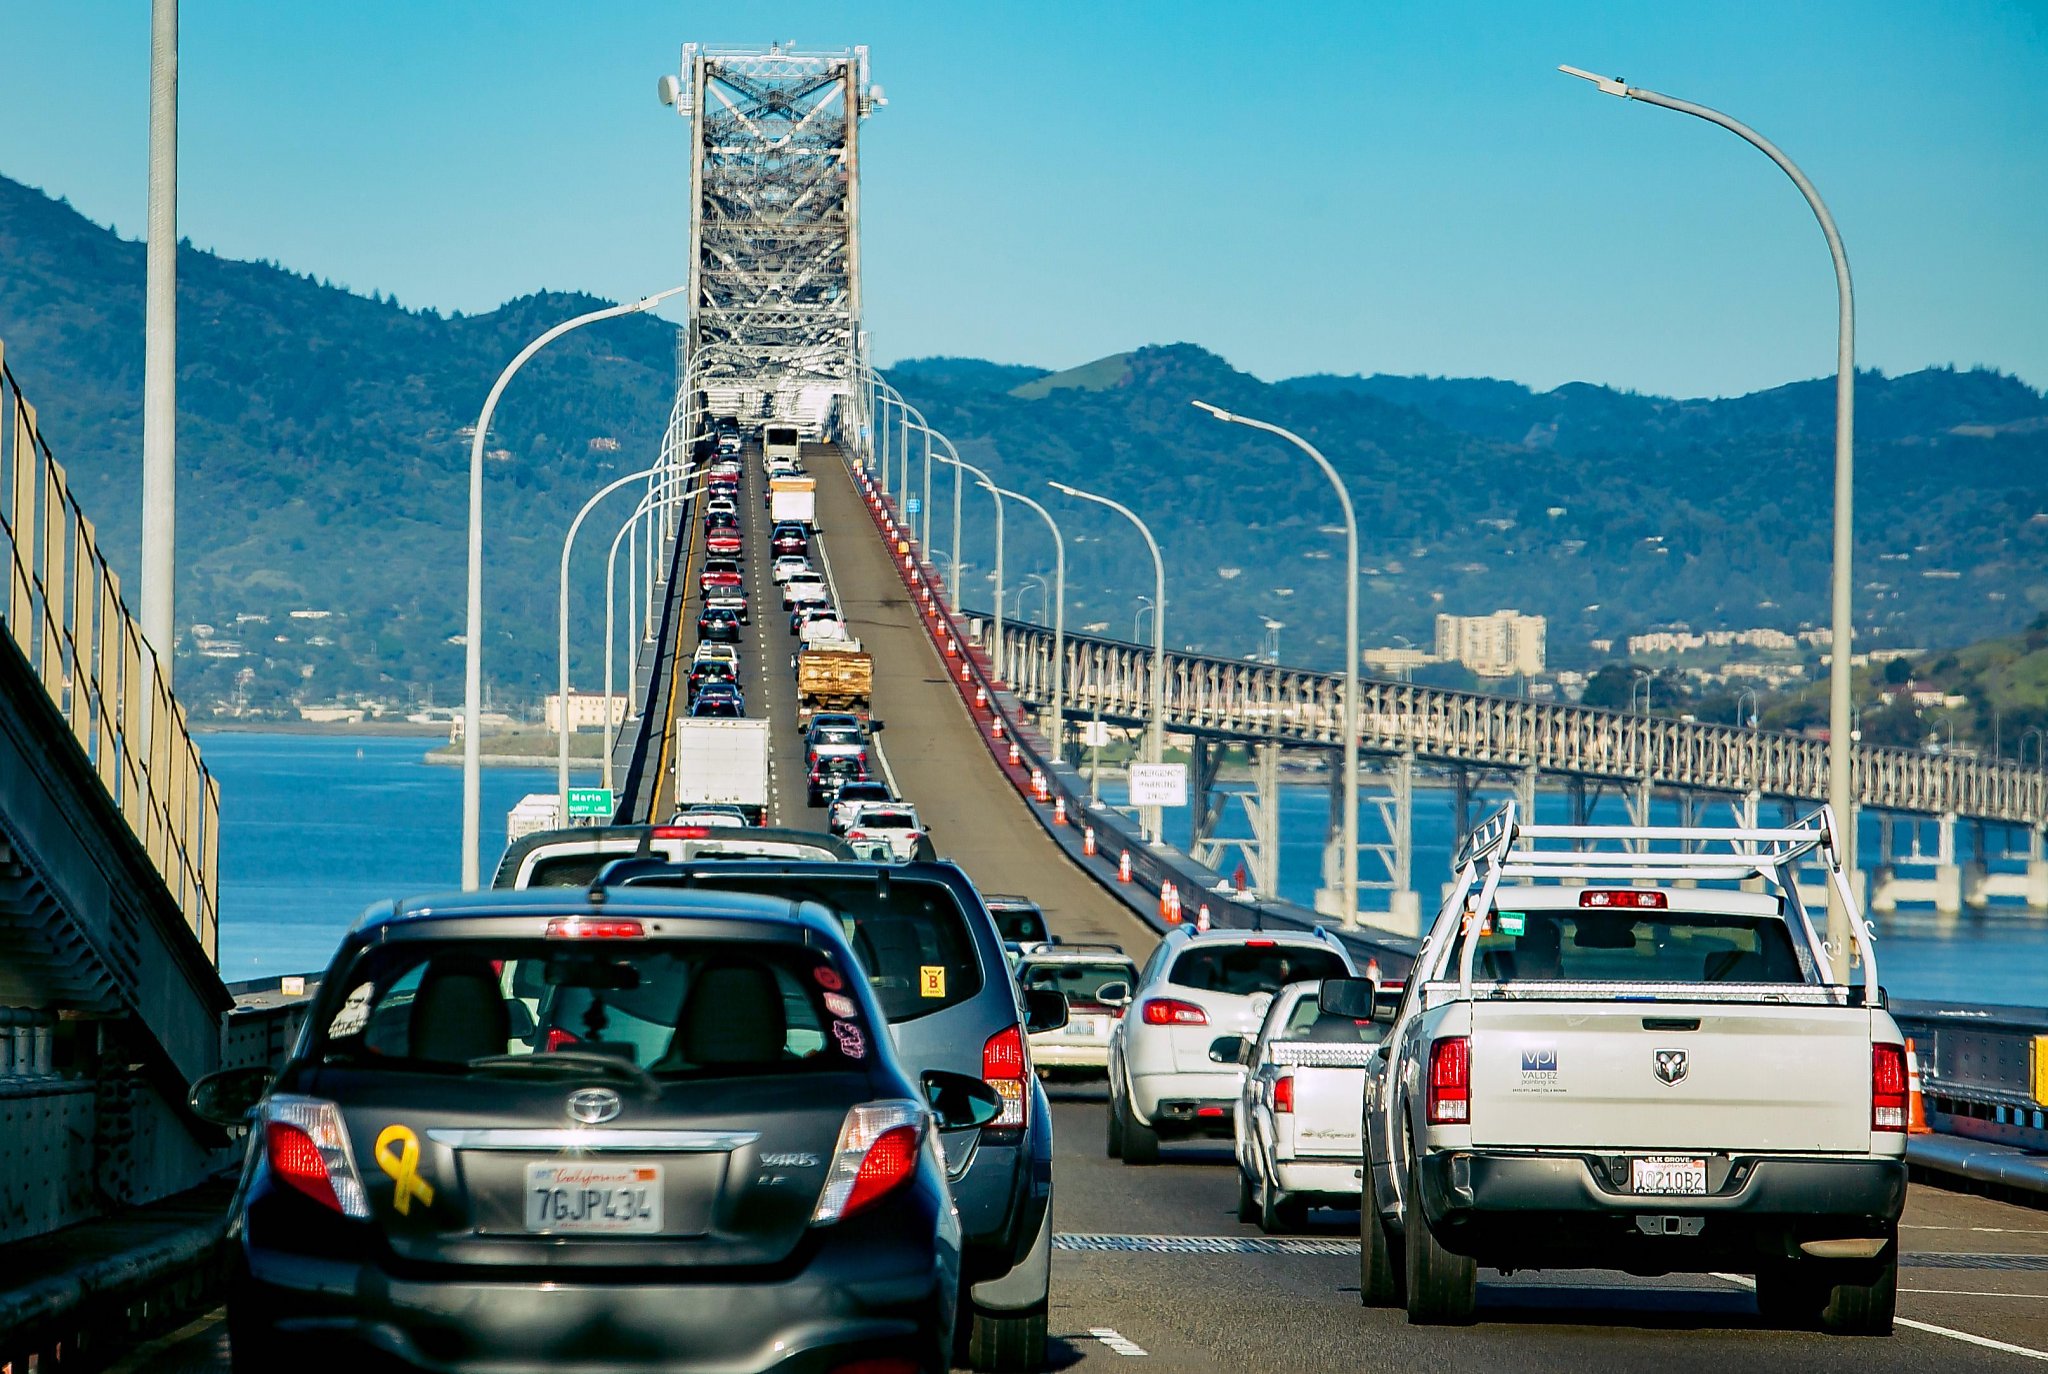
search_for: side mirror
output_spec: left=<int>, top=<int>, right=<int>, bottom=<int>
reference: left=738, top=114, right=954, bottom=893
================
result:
left=1094, top=980, right=1131, bottom=1008
left=1023, top=988, right=1069, bottom=1035
left=188, top=1065, right=273, bottom=1126
left=1208, top=1034, right=1251, bottom=1065
left=1318, top=976, right=1380, bottom=1022
left=867, top=719, right=885, bottom=733
left=923, top=1069, right=1004, bottom=1131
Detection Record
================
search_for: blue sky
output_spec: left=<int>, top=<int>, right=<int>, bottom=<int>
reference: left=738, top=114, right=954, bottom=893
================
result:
left=3, top=2, right=2042, bottom=397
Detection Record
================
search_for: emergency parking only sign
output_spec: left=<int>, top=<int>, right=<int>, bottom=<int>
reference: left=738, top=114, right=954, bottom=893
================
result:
left=1126, top=764, right=1187, bottom=808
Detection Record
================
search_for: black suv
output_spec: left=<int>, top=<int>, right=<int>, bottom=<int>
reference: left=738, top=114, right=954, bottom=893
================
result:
left=189, top=886, right=1000, bottom=1372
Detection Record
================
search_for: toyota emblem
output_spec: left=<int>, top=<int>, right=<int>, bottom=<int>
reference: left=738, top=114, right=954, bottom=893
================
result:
left=1653, top=1048, right=1689, bottom=1086
left=567, top=1087, right=622, bottom=1124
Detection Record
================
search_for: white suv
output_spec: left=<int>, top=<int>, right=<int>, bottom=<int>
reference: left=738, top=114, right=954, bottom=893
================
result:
left=1106, top=926, right=1354, bottom=1164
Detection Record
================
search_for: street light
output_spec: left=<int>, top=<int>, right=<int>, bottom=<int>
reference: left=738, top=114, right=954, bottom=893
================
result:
left=1260, top=618, right=1285, bottom=664
left=1195, top=400, right=1361, bottom=925
left=985, top=483, right=1067, bottom=767
left=1562, top=62, right=1858, bottom=980
left=1736, top=687, right=1759, bottom=729
left=1014, top=573, right=1050, bottom=623
left=462, top=285, right=686, bottom=889
left=904, top=418, right=967, bottom=588
left=932, top=449, right=1005, bottom=675
left=1050, top=480, right=1167, bottom=842
left=1931, top=717, right=1954, bottom=755
left=1133, top=596, right=1155, bottom=643
left=1631, top=672, right=1653, bottom=716
left=2020, top=726, right=2045, bottom=769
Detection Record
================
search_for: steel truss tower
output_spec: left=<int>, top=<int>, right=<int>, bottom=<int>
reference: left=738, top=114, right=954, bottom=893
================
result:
left=664, top=43, right=880, bottom=429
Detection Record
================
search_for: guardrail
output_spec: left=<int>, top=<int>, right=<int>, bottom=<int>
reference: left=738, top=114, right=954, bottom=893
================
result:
left=1892, top=1000, right=2048, bottom=1153
left=0, top=340, right=220, bottom=956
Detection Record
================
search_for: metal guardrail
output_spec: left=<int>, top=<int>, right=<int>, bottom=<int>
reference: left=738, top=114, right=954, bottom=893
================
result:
left=0, top=341, right=220, bottom=957
left=1892, top=1000, right=2048, bottom=1152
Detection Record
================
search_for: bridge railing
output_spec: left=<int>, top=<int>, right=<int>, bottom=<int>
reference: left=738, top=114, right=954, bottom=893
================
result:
left=0, top=341, right=220, bottom=958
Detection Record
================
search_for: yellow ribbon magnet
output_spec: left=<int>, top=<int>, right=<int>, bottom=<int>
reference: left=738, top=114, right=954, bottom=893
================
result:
left=375, top=1124, right=435, bottom=1215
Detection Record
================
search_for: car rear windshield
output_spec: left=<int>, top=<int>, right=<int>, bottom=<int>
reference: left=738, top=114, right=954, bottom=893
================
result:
left=1022, top=961, right=1134, bottom=1003
left=812, top=727, right=863, bottom=747
left=1168, top=944, right=1348, bottom=997
left=1275, top=991, right=1384, bottom=1044
left=856, top=810, right=917, bottom=830
left=988, top=904, right=1047, bottom=945
left=309, top=938, right=874, bottom=1079
left=1442, top=910, right=1810, bottom=983
left=619, top=874, right=984, bottom=1023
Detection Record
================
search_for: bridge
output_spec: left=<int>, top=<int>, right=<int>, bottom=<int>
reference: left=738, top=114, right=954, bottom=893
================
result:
left=2, top=33, right=2047, bottom=1374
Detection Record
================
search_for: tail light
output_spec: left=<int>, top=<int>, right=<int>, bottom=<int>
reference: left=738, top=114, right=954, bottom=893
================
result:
left=1872, top=1043, right=1907, bottom=1132
left=1272, top=1074, right=1295, bottom=1115
left=652, top=825, right=712, bottom=839
left=546, top=918, right=646, bottom=940
left=1140, top=998, right=1208, bottom=1026
left=983, top=1025, right=1028, bottom=1128
left=1580, top=890, right=1667, bottom=909
left=261, top=1096, right=369, bottom=1218
left=1427, top=1036, right=1471, bottom=1125
left=812, top=1100, right=926, bottom=1224
left=544, top=1028, right=580, bottom=1053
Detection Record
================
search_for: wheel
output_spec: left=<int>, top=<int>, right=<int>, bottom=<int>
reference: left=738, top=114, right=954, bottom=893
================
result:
left=1403, top=1149, right=1476, bottom=1325
left=1106, top=1085, right=1125, bottom=1159
left=1237, top=1165, right=1257, bottom=1223
left=1360, top=1155, right=1406, bottom=1308
left=1118, top=1087, right=1159, bottom=1166
left=1257, top=1166, right=1296, bottom=1235
left=1820, top=1241, right=1899, bottom=1336
left=966, top=1303, right=1048, bottom=1372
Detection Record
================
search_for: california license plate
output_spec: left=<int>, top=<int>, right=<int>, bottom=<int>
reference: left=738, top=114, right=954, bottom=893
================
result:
left=1066, top=1016, right=1107, bottom=1038
left=524, top=1162, right=664, bottom=1234
left=1630, top=1156, right=1708, bottom=1195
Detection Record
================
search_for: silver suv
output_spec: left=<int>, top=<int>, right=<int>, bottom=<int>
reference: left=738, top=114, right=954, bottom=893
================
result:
left=1106, top=926, right=1354, bottom=1165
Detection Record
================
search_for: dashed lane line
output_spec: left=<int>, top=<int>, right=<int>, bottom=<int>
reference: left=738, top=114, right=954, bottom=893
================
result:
left=1711, top=1272, right=2048, bottom=1363
left=1055, top=1233, right=1356, bottom=1256
left=1087, top=1327, right=1149, bottom=1357
left=808, top=525, right=901, bottom=798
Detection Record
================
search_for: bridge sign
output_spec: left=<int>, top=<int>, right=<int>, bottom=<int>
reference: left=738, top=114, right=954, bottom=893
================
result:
left=1127, top=763, right=1187, bottom=808
left=905, top=497, right=921, bottom=515
left=566, top=787, right=615, bottom=820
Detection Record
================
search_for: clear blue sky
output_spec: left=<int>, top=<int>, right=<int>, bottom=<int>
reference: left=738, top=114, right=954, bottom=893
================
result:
left=4, top=1, right=2042, bottom=397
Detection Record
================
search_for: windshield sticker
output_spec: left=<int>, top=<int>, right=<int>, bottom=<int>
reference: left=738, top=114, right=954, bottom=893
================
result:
left=823, top=992, right=857, bottom=1019
left=374, top=1124, right=436, bottom=1215
left=919, top=965, right=947, bottom=999
left=326, top=983, right=374, bottom=1038
left=813, top=966, right=845, bottom=992
left=831, top=1021, right=867, bottom=1059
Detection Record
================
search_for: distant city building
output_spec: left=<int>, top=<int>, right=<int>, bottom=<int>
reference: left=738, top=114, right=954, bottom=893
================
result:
left=1362, top=647, right=1439, bottom=676
left=544, top=691, right=629, bottom=734
left=1434, top=610, right=1545, bottom=678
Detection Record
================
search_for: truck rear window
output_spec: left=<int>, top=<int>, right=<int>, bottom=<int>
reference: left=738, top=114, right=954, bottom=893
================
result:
left=1447, top=911, right=1808, bottom=983
left=1169, top=945, right=1348, bottom=997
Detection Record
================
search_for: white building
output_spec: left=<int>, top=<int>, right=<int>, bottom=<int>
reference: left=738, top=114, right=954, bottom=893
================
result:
left=1435, top=610, right=1545, bottom=678
left=544, top=691, right=629, bottom=734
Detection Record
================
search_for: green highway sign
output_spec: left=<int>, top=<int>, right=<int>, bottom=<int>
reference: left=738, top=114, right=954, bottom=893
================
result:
left=566, top=787, right=615, bottom=819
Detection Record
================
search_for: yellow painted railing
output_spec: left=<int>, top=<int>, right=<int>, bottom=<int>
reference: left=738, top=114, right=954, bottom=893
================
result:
left=0, top=339, right=220, bottom=960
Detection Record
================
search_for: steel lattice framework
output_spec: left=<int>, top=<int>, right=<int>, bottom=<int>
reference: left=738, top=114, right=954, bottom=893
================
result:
left=670, top=44, right=876, bottom=425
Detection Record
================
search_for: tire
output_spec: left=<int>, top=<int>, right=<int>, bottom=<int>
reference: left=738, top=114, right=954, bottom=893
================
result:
left=1237, top=1166, right=1257, bottom=1223
left=1256, top=1165, right=1299, bottom=1235
left=1106, top=1086, right=1125, bottom=1159
left=1360, top=1156, right=1406, bottom=1308
left=1118, top=1088, right=1160, bottom=1166
left=966, top=1304, right=1049, bottom=1372
left=1820, top=1243, right=1899, bottom=1337
left=1403, top=1149, right=1477, bottom=1325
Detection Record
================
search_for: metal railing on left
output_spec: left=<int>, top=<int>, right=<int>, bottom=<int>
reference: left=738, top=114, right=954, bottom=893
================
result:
left=0, top=339, right=220, bottom=958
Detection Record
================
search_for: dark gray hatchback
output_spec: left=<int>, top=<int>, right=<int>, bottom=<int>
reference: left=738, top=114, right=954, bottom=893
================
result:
left=190, top=886, right=1000, bottom=1374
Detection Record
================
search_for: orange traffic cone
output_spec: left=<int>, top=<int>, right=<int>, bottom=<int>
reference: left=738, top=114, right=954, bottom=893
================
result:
left=1906, top=1038, right=1930, bottom=1134
left=1084, top=826, right=1097, bottom=856
left=1053, top=798, right=1068, bottom=826
left=1195, top=903, right=1211, bottom=932
left=1117, top=850, right=1132, bottom=883
left=1031, top=769, right=1048, bottom=801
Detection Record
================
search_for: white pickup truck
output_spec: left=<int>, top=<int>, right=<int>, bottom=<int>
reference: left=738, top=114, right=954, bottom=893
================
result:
left=1332, top=804, right=1908, bottom=1334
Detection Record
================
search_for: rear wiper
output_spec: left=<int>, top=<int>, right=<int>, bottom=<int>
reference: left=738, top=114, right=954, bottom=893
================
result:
left=466, top=1051, right=661, bottom=1098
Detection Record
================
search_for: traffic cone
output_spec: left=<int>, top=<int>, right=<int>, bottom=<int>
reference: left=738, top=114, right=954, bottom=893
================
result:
left=1031, top=769, right=1048, bottom=801
left=1084, top=826, right=1097, bottom=857
left=1364, top=958, right=1382, bottom=985
left=1053, top=798, right=1068, bottom=826
left=974, top=686, right=987, bottom=708
left=1008, top=741, right=1022, bottom=765
left=1906, top=1038, right=1930, bottom=1134
left=1117, top=850, right=1132, bottom=883
left=1196, top=903, right=1211, bottom=932
left=959, top=661, right=971, bottom=682
left=992, top=716, right=1005, bottom=738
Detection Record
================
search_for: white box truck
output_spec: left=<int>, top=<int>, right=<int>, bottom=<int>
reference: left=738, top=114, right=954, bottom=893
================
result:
left=672, top=718, right=771, bottom=825
left=770, top=475, right=817, bottom=527
left=762, top=423, right=803, bottom=465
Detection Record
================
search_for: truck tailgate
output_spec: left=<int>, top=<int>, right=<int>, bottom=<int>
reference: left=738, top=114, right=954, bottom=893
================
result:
left=1468, top=1001, right=1873, bottom=1152
left=1275, top=1057, right=1368, bottom=1159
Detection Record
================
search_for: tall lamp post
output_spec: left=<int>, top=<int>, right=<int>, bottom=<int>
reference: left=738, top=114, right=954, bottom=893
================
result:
left=1195, top=401, right=1361, bottom=926
left=987, top=484, right=1067, bottom=766
left=933, top=451, right=1005, bottom=676
left=1051, top=480, right=1167, bottom=843
left=1560, top=64, right=1858, bottom=977
left=462, top=285, right=685, bottom=888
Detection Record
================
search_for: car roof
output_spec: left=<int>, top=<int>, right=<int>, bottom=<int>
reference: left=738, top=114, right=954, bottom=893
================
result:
left=982, top=894, right=1041, bottom=910
left=350, top=883, right=825, bottom=936
left=1020, top=948, right=1135, bottom=966
left=491, top=825, right=859, bottom=886
left=1166, top=924, right=1344, bottom=949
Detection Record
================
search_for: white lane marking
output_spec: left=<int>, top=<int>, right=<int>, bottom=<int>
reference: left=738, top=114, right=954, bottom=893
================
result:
left=1906, top=1225, right=2048, bottom=1235
left=1088, top=1327, right=1149, bottom=1357
left=1056, top=1233, right=1355, bottom=1256
left=1712, top=1272, right=2048, bottom=1362
left=1904, top=1288, right=2048, bottom=1298
left=809, top=524, right=901, bottom=798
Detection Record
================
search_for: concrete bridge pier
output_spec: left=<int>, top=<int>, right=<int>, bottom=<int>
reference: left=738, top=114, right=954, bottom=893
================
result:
left=2029, top=827, right=2048, bottom=908
left=1348, top=748, right=1419, bottom=936
left=1935, top=812, right=1964, bottom=915
left=1189, top=739, right=1281, bottom=899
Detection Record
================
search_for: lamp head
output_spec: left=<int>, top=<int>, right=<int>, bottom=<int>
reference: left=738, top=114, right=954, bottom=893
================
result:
left=1190, top=400, right=1235, bottom=422
left=1558, top=64, right=1629, bottom=98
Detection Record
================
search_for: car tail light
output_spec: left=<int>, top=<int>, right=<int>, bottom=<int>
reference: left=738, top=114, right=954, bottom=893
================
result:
left=1580, top=889, right=1667, bottom=909
left=1140, top=998, right=1208, bottom=1026
left=262, top=1096, right=369, bottom=1218
left=545, top=918, right=646, bottom=940
left=651, top=825, right=712, bottom=839
left=1427, top=1036, right=1471, bottom=1125
left=543, top=1028, right=581, bottom=1053
left=1245, top=939, right=1276, bottom=948
left=1872, top=1043, right=1908, bottom=1132
left=812, top=1100, right=926, bottom=1224
left=983, top=1025, right=1029, bottom=1128
left=1272, top=1074, right=1295, bottom=1114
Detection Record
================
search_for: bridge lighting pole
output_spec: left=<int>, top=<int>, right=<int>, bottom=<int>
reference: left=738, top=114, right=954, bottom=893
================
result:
left=1561, top=64, right=1859, bottom=980
left=604, top=490, right=662, bottom=791
left=2020, top=727, right=2045, bottom=770
left=141, top=0, right=178, bottom=678
left=1133, top=597, right=1155, bottom=643
left=933, top=451, right=1004, bottom=674
left=1051, top=481, right=1168, bottom=843
left=987, top=485, right=1067, bottom=766
left=1194, top=401, right=1360, bottom=926
left=462, top=285, right=685, bottom=889
left=1736, top=687, right=1759, bottom=730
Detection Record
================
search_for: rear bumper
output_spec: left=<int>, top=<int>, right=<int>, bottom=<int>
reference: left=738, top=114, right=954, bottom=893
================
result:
left=1130, top=1069, right=1241, bottom=1131
left=1274, top=1156, right=1364, bottom=1200
left=1030, top=1036, right=1109, bottom=1071
left=1415, top=1150, right=1908, bottom=1270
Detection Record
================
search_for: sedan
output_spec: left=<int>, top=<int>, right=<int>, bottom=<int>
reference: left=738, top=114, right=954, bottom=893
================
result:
left=772, top=523, right=809, bottom=557
left=186, top=886, right=997, bottom=1372
left=706, top=530, right=743, bottom=556
left=829, top=781, right=894, bottom=834
left=697, top=607, right=741, bottom=643
left=842, top=802, right=932, bottom=863
left=771, top=556, right=812, bottom=585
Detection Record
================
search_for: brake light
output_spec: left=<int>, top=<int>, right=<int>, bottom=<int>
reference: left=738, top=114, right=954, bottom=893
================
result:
left=1272, top=1074, right=1295, bottom=1114
left=1872, top=1043, right=1907, bottom=1132
left=983, top=1025, right=1028, bottom=1128
left=651, top=825, right=712, bottom=839
left=544, top=1028, right=580, bottom=1053
left=812, top=1101, right=926, bottom=1224
left=1140, top=998, right=1208, bottom=1026
left=1580, top=889, right=1668, bottom=909
left=261, top=1096, right=368, bottom=1218
left=545, top=918, right=646, bottom=940
left=1427, top=1036, right=1471, bottom=1125
left=1245, top=939, right=1277, bottom=948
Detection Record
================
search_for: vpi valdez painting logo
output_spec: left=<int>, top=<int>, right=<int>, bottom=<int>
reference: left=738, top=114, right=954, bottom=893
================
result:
left=1520, top=1046, right=1558, bottom=1075
left=1653, top=1048, right=1690, bottom=1086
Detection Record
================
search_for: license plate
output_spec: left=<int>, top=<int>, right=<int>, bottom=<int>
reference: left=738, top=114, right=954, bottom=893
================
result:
left=1065, top=1016, right=1106, bottom=1038
left=1630, top=1156, right=1708, bottom=1195
left=524, top=1163, right=664, bottom=1234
